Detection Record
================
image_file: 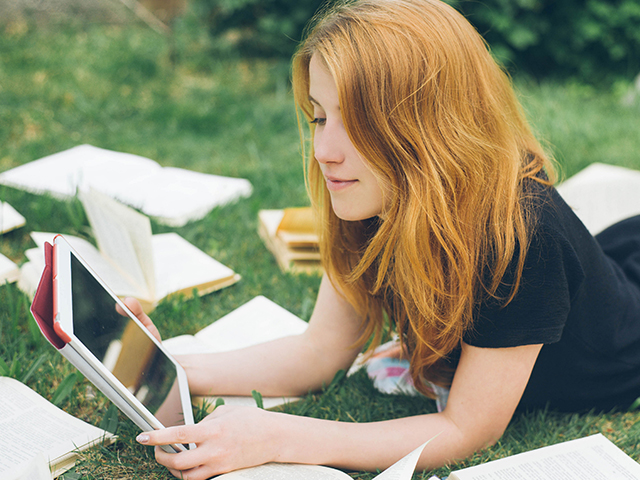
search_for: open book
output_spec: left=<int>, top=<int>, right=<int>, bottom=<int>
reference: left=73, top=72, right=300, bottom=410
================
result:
left=0, top=376, right=116, bottom=479
left=0, top=253, right=19, bottom=285
left=556, top=162, right=640, bottom=235
left=218, top=438, right=433, bottom=480
left=0, top=201, right=26, bottom=235
left=162, top=295, right=309, bottom=409
left=18, top=189, right=240, bottom=312
left=447, top=434, right=640, bottom=480
left=0, top=144, right=253, bottom=227
left=258, top=208, right=321, bottom=275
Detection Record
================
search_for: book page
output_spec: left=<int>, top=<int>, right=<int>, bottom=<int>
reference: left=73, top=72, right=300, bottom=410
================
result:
left=192, top=295, right=308, bottom=353
left=0, top=144, right=161, bottom=199
left=80, top=188, right=154, bottom=300
left=195, top=395, right=298, bottom=410
left=17, top=257, right=43, bottom=298
left=449, top=434, right=640, bottom=480
left=0, top=201, right=26, bottom=235
left=217, top=463, right=351, bottom=479
left=4, top=453, right=52, bottom=480
left=118, top=166, right=253, bottom=227
left=556, top=163, right=640, bottom=235
left=28, top=232, right=144, bottom=299
left=160, top=334, right=212, bottom=355
left=215, top=438, right=432, bottom=480
left=0, top=377, right=115, bottom=477
left=0, top=144, right=253, bottom=227
left=0, top=253, right=19, bottom=284
left=373, top=440, right=432, bottom=480
left=162, top=296, right=308, bottom=410
left=152, top=232, right=237, bottom=300
left=162, top=296, right=308, bottom=356
left=259, top=209, right=285, bottom=238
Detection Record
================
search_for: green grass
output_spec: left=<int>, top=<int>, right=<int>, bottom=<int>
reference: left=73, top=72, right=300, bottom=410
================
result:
left=1, top=8, right=640, bottom=480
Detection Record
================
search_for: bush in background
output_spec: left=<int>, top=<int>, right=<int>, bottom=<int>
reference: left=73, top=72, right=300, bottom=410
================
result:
left=197, top=0, right=323, bottom=58
left=448, top=0, right=640, bottom=84
left=193, top=0, right=640, bottom=85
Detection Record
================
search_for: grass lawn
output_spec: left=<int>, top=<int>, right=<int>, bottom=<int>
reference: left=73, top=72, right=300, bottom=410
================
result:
left=1, top=8, right=640, bottom=480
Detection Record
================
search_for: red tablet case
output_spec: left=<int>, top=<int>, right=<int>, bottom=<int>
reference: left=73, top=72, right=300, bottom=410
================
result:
left=28, top=241, right=192, bottom=451
left=30, top=241, right=66, bottom=350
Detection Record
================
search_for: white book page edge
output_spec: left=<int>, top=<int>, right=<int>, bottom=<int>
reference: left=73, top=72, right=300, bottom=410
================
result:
left=0, top=202, right=26, bottom=234
left=193, top=296, right=308, bottom=352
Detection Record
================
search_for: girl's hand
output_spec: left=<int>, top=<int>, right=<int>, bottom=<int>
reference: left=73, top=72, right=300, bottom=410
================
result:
left=136, top=405, right=282, bottom=480
left=118, top=297, right=162, bottom=343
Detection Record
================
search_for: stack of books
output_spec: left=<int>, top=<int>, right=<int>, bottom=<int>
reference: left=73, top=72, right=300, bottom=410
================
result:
left=258, top=207, right=322, bottom=275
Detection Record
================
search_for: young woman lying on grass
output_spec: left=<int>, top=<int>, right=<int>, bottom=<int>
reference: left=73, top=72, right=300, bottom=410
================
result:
left=130, top=0, right=640, bottom=478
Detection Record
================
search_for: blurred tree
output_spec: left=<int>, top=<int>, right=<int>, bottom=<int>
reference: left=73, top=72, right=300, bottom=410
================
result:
left=194, top=0, right=640, bottom=84
left=200, top=0, right=324, bottom=58
left=447, top=0, right=640, bottom=83
left=140, top=0, right=188, bottom=23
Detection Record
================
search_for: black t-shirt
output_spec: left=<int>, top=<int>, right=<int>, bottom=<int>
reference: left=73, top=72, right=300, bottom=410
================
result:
left=463, top=183, right=640, bottom=412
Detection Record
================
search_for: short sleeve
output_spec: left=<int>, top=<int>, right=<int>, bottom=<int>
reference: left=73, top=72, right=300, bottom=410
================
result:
left=464, top=223, right=586, bottom=348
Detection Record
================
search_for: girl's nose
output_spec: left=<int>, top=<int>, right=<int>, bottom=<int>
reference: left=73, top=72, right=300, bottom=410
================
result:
left=314, top=125, right=345, bottom=165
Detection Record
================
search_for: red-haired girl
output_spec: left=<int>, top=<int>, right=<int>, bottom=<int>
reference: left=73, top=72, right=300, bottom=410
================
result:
left=133, top=1, right=640, bottom=478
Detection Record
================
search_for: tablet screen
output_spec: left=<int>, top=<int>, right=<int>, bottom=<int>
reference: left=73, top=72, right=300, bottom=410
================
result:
left=70, top=253, right=186, bottom=427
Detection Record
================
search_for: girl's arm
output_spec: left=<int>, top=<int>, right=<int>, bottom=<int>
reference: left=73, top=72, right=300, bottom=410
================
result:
left=137, top=306, right=542, bottom=479
left=125, top=274, right=366, bottom=398
left=267, top=341, right=541, bottom=472
left=177, top=274, right=366, bottom=397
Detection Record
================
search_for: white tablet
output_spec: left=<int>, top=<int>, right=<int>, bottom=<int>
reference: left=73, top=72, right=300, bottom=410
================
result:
left=50, top=234, right=194, bottom=453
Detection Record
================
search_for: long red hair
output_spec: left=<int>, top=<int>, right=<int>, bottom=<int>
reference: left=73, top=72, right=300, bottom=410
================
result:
left=292, top=0, right=555, bottom=392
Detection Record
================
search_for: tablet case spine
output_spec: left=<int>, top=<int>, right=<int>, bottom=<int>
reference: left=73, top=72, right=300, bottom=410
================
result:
left=30, top=242, right=66, bottom=349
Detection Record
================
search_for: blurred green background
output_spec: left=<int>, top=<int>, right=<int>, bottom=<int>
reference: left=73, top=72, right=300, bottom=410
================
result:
left=1, top=0, right=639, bottom=479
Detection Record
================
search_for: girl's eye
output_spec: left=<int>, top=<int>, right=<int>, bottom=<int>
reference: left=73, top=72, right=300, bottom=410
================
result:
left=310, top=117, right=326, bottom=126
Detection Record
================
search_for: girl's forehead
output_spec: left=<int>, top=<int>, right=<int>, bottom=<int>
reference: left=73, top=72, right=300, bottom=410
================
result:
left=309, top=56, right=339, bottom=102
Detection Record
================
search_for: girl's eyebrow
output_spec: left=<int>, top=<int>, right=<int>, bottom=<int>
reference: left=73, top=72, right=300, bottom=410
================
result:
left=308, top=95, right=340, bottom=111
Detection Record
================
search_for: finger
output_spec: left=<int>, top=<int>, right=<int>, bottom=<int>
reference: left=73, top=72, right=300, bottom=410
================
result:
left=156, top=446, right=203, bottom=472
left=136, top=424, right=213, bottom=447
left=167, top=466, right=200, bottom=480
left=120, top=297, right=162, bottom=341
left=165, top=456, right=233, bottom=480
left=155, top=443, right=220, bottom=473
left=121, top=297, right=145, bottom=319
left=168, top=466, right=215, bottom=480
left=168, top=467, right=188, bottom=480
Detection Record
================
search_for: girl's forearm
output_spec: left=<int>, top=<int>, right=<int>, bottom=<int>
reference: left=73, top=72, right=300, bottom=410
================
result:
left=176, top=332, right=356, bottom=397
left=177, top=277, right=366, bottom=399
left=270, top=410, right=473, bottom=472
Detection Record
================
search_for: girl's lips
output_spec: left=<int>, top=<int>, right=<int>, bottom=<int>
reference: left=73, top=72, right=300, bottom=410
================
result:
left=325, top=176, right=357, bottom=191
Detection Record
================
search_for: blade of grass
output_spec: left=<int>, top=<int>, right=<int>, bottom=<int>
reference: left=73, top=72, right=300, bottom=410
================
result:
left=52, top=372, right=80, bottom=407
left=251, top=390, right=264, bottom=409
left=0, top=357, right=9, bottom=376
left=99, top=403, right=120, bottom=434
left=20, top=353, right=47, bottom=384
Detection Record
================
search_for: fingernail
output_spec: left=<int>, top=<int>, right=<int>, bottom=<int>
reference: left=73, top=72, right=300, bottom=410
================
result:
left=136, top=434, right=150, bottom=444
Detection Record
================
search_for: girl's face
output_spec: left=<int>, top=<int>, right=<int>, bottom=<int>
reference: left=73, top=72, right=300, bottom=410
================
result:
left=308, top=54, right=385, bottom=221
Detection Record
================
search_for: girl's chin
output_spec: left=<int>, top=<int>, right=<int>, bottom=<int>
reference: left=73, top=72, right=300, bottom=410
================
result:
left=331, top=205, right=381, bottom=222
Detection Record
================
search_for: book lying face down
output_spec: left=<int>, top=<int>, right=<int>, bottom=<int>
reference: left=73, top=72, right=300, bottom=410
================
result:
left=30, top=234, right=195, bottom=454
